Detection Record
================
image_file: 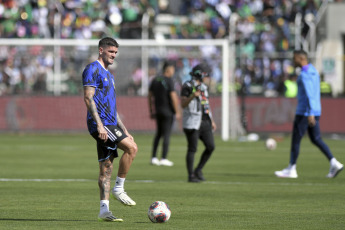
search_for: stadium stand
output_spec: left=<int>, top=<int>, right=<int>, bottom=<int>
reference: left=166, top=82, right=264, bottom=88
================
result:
left=0, top=0, right=340, bottom=96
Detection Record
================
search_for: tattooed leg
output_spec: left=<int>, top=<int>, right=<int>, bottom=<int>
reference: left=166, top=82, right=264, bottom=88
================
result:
left=98, top=156, right=114, bottom=200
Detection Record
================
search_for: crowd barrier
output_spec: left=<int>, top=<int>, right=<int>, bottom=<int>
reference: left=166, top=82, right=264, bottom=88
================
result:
left=0, top=96, right=344, bottom=134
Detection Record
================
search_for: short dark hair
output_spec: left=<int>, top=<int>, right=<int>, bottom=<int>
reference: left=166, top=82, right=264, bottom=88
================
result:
left=99, top=37, right=119, bottom=49
left=162, top=60, right=175, bottom=72
left=293, top=49, right=308, bottom=58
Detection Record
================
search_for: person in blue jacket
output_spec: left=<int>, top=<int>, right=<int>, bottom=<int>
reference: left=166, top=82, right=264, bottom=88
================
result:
left=275, top=50, right=343, bottom=178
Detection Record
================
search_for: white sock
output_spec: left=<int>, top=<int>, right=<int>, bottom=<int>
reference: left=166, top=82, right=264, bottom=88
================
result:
left=288, top=164, right=296, bottom=170
left=100, top=200, right=109, bottom=214
left=330, top=158, right=338, bottom=165
left=113, top=176, right=125, bottom=192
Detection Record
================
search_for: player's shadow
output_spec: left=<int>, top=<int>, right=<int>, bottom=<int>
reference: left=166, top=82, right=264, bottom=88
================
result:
left=0, top=218, right=94, bottom=222
left=214, top=173, right=272, bottom=178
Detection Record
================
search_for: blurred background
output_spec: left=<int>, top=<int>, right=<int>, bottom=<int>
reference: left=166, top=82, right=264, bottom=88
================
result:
left=0, top=0, right=345, bottom=137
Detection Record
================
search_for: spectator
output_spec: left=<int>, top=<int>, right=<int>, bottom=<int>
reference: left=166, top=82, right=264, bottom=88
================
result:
left=0, top=0, right=328, bottom=96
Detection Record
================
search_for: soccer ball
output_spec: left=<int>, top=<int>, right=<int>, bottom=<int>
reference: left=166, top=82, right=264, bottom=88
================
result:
left=148, top=201, right=171, bottom=223
left=265, top=138, right=277, bottom=150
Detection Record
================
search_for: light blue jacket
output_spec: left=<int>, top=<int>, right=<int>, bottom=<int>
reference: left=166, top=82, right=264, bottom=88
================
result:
left=295, top=64, right=321, bottom=116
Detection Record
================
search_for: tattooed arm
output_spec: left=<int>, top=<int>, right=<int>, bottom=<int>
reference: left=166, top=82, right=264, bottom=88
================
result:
left=117, top=113, right=134, bottom=140
left=84, top=86, right=108, bottom=142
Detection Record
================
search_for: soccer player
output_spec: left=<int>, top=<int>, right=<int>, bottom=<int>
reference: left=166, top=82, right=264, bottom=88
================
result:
left=82, top=37, right=137, bottom=222
left=148, top=61, right=181, bottom=166
left=275, top=50, right=343, bottom=178
left=181, top=63, right=216, bottom=182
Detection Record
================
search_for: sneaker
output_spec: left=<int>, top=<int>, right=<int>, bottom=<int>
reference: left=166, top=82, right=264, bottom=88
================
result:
left=275, top=167, right=298, bottom=178
left=188, top=175, right=201, bottom=183
left=151, top=157, right=160, bottom=166
left=112, top=190, right=136, bottom=206
left=160, top=159, right=174, bottom=166
left=327, top=160, right=344, bottom=178
left=98, top=211, right=123, bottom=222
left=194, top=169, right=205, bottom=181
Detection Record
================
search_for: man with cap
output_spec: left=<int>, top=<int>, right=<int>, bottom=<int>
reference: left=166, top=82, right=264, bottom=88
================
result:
left=180, top=63, right=217, bottom=182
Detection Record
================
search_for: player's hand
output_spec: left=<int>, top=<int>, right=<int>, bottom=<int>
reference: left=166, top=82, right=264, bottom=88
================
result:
left=193, top=90, right=201, bottom=97
left=175, top=111, right=182, bottom=121
left=126, top=131, right=134, bottom=141
left=212, top=121, right=217, bottom=132
left=308, top=116, right=316, bottom=127
left=98, top=125, right=108, bottom=142
left=150, top=113, right=156, bottom=119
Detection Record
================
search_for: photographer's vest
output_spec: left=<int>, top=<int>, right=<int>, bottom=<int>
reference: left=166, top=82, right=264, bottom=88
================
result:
left=182, top=81, right=210, bottom=129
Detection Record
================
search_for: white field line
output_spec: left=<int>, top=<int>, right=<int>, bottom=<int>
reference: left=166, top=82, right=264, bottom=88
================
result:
left=0, top=178, right=94, bottom=182
left=0, top=178, right=337, bottom=187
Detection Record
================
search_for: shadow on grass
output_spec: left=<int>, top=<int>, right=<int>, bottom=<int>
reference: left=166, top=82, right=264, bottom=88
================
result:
left=0, top=219, right=154, bottom=224
left=214, top=173, right=273, bottom=178
left=0, top=218, right=94, bottom=222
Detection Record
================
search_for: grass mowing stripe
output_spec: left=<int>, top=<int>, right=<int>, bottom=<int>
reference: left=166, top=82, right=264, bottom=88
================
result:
left=0, top=133, right=344, bottom=230
left=1, top=178, right=342, bottom=187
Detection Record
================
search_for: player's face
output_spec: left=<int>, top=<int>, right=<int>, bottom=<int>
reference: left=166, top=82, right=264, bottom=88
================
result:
left=293, top=54, right=301, bottom=67
left=202, top=76, right=210, bottom=85
left=100, top=46, right=118, bottom=66
left=165, top=66, right=175, bottom=77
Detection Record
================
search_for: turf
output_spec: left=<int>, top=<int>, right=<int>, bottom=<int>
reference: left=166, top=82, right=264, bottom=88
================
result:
left=0, top=133, right=344, bottom=230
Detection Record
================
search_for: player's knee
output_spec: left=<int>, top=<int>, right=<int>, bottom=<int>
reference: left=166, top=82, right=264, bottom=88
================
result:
left=100, top=162, right=113, bottom=176
left=206, top=144, right=215, bottom=153
left=310, top=136, right=320, bottom=145
left=187, top=146, right=197, bottom=153
left=129, top=143, right=138, bottom=159
left=186, top=151, right=196, bottom=157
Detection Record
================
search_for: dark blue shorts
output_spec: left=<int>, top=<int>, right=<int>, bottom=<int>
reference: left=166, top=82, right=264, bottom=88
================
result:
left=91, top=125, right=128, bottom=162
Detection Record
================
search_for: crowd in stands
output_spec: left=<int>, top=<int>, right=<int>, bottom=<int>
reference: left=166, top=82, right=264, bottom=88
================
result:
left=0, top=0, right=339, bottom=96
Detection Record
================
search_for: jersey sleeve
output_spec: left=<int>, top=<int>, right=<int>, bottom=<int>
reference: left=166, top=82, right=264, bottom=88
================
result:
left=166, top=78, right=175, bottom=93
left=149, top=78, right=155, bottom=92
left=301, top=71, right=319, bottom=115
left=82, top=64, right=97, bottom=87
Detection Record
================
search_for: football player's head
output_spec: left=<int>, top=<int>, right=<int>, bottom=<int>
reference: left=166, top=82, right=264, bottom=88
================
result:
left=293, top=49, right=308, bottom=67
left=162, top=61, right=175, bottom=77
left=190, top=63, right=211, bottom=80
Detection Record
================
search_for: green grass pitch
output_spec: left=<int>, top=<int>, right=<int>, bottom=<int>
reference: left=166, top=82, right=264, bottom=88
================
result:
left=0, top=133, right=344, bottom=230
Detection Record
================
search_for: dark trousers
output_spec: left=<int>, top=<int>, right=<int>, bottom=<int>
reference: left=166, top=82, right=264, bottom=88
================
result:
left=184, top=119, right=215, bottom=177
left=152, top=113, right=174, bottom=159
left=290, top=115, right=333, bottom=165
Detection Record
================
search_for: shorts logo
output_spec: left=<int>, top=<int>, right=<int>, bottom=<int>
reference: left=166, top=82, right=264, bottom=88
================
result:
left=114, top=129, right=122, bottom=137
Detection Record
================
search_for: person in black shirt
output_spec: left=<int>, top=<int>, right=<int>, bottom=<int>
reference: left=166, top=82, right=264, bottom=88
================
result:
left=181, top=63, right=216, bottom=182
left=148, top=61, right=181, bottom=166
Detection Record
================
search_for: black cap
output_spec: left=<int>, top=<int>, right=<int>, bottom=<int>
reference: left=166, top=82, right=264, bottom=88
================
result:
left=190, top=63, right=211, bottom=79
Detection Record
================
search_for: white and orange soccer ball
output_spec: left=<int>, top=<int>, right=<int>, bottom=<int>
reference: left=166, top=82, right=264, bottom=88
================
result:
left=265, top=138, right=277, bottom=150
left=148, top=201, right=171, bottom=223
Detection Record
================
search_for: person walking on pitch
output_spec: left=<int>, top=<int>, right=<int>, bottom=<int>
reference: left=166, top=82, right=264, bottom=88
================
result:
left=275, top=50, right=343, bottom=179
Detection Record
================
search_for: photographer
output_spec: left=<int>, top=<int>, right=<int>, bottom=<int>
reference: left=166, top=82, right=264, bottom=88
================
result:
left=181, top=64, right=217, bottom=182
